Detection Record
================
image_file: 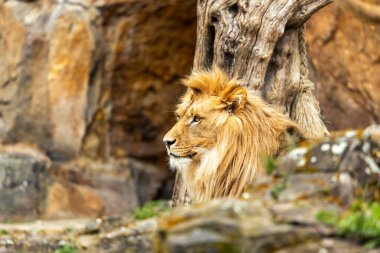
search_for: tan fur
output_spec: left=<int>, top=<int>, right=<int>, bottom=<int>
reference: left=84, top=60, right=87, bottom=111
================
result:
left=163, top=68, right=303, bottom=204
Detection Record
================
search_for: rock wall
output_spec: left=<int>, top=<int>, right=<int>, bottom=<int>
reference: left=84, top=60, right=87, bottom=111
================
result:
left=0, top=0, right=196, bottom=161
left=306, top=1, right=380, bottom=130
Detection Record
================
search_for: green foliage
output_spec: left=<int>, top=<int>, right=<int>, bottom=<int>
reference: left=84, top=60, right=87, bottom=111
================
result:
left=315, top=210, right=338, bottom=225
left=216, top=243, right=241, bottom=253
left=316, top=201, right=380, bottom=249
left=265, top=156, right=278, bottom=175
left=134, top=200, right=170, bottom=220
left=64, top=227, right=73, bottom=234
left=270, top=170, right=288, bottom=200
left=0, top=229, right=9, bottom=236
left=270, top=182, right=287, bottom=200
left=338, top=201, right=380, bottom=248
left=55, top=244, right=78, bottom=253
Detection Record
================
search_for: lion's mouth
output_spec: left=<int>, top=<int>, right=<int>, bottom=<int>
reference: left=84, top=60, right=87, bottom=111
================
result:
left=170, top=152, right=196, bottom=159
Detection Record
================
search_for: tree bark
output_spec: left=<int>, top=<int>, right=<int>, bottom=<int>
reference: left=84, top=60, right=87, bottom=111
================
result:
left=173, top=0, right=332, bottom=206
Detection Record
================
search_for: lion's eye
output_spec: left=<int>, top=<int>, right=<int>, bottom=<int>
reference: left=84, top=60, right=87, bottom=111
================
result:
left=191, top=115, right=201, bottom=124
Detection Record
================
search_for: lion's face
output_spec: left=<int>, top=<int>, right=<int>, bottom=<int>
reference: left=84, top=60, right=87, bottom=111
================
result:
left=163, top=92, right=221, bottom=170
left=163, top=69, right=248, bottom=171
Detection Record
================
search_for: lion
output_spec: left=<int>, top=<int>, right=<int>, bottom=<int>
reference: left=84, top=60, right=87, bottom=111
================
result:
left=163, top=67, right=304, bottom=204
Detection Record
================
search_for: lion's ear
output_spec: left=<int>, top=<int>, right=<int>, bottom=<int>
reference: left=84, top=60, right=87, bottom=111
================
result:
left=220, top=85, right=247, bottom=113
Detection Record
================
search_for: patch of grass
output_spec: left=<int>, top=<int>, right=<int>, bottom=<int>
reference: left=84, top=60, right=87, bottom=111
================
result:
left=270, top=170, right=288, bottom=201
left=55, top=244, right=78, bottom=253
left=64, top=226, right=73, bottom=234
left=270, top=182, right=287, bottom=200
left=316, top=201, right=380, bottom=249
left=0, top=229, right=9, bottom=236
left=216, top=243, right=241, bottom=253
left=134, top=200, right=170, bottom=220
left=315, top=210, right=338, bottom=225
left=265, top=156, right=278, bottom=175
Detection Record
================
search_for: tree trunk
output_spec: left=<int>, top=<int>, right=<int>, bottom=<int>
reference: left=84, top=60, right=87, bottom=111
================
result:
left=173, top=0, right=332, bottom=206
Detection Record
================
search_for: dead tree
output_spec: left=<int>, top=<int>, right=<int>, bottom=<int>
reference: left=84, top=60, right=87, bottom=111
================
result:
left=173, top=0, right=335, bottom=206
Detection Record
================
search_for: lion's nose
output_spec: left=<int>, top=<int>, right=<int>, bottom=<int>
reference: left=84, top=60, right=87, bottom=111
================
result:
left=164, top=139, right=176, bottom=149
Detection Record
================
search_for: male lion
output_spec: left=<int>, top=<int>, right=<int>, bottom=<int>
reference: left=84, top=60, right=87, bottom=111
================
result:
left=163, top=68, right=303, bottom=204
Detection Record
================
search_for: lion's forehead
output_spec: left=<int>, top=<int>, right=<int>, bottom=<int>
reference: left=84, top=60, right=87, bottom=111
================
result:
left=176, top=97, right=215, bottom=118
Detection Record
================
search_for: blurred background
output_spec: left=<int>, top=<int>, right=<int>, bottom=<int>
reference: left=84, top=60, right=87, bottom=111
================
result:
left=0, top=0, right=379, bottom=221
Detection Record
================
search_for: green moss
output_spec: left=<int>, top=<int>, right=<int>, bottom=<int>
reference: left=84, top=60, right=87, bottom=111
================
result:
left=55, top=244, right=78, bottom=253
left=134, top=200, right=170, bottom=220
left=316, top=201, right=380, bottom=249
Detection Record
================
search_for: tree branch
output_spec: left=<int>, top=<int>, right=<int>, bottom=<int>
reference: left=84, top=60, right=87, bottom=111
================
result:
left=288, top=0, right=333, bottom=27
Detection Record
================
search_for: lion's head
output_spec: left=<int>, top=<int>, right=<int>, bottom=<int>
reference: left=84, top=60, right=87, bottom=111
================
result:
left=163, top=68, right=302, bottom=203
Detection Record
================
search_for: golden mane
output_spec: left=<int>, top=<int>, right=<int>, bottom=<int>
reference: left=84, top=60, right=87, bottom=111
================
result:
left=165, top=67, right=303, bottom=203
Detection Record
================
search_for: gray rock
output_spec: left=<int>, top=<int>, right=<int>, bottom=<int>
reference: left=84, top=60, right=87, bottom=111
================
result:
left=275, top=238, right=370, bottom=253
left=45, top=157, right=165, bottom=219
left=127, top=158, right=166, bottom=205
left=0, top=216, right=157, bottom=253
left=155, top=199, right=319, bottom=253
left=278, top=173, right=337, bottom=202
left=0, top=153, right=49, bottom=221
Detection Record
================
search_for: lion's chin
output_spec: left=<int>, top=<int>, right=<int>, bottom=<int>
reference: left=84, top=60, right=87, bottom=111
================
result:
left=168, top=155, right=193, bottom=171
